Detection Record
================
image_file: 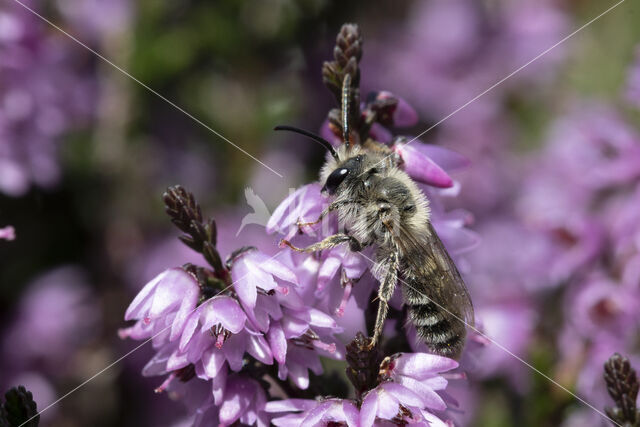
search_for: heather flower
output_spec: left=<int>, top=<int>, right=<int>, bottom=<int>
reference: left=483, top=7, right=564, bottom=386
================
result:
left=566, top=275, right=639, bottom=340
left=498, top=0, right=569, bottom=82
left=122, top=248, right=342, bottom=393
left=266, top=183, right=327, bottom=240
left=541, top=104, right=640, bottom=191
left=0, top=2, right=95, bottom=196
left=512, top=93, right=640, bottom=423
left=3, top=266, right=99, bottom=368
left=122, top=23, right=472, bottom=426
left=0, top=226, right=15, bottom=241
left=391, top=138, right=455, bottom=188
left=362, top=0, right=567, bottom=124
left=217, top=374, right=270, bottom=426
left=120, top=268, right=200, bottom=344
left=266, top=350, right=458, bottom=426
left=229, top=248, right=297, bottom=310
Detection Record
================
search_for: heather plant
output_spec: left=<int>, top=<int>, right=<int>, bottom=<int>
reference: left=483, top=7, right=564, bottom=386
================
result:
left=2, top=2, right=640, bottom=426
left=119, top=24, right=477, bottom=426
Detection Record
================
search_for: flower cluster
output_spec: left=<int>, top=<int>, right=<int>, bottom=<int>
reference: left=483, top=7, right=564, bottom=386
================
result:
left=0, top=1, right=96, bottom=196
left=121, top=24, right=477, bottom=426
left=120, top=186, right=344, bottom=426
left=266, top=335, right=458, bottom=427
left=516, top=101, right=640, bottom=417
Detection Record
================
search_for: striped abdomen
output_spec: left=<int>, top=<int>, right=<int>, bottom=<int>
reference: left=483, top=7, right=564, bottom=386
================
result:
left=403, top=277, right=466, bottom=360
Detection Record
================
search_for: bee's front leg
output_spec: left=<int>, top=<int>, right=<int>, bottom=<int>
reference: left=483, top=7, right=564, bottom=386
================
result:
left=296, top=200, right=352, bottom=229
left=280, top=233, right=362, bottom=253
left=368, top=250, right=399, bottom=349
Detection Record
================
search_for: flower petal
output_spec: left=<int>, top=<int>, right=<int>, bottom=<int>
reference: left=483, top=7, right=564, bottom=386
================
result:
left=376, top=389, right=400, bottom=420
left=342, top=400, right=360, bottom=427
left=211, top=366, right=227, bottom=405
left=231, top=264, right=258, bottom=308
left=395, top=376, right=447, bottom=410
left=219, top=378, right=252, bottom=425
left=247, top=334, right=273, bottom=365
left=267, top=321, right=288, bottom=364
left=149, top=268, right=199, bottom=319
left=360, top=391, right=378, bottom=427
left=416, top=144, right=470, bottom=172
left=394, top=141, right=454, bottom=188
left=201, top=296, right=247, bottom=334
left=223, top=333, right=247, bottom=372
left=381, top=382, right=426, bottom=408
left=202, top=347, right=226, bottom=379
left=393, top=95, right=419, bottom=127
left=252, top=252, right=298, bottom=285
left=301, top=401, right=332, bottom=425
left=264, top=399, right=318, bottom=413
left=393, top=353, right=458, bottom=379
left=124, top=269, right=165, bottom=320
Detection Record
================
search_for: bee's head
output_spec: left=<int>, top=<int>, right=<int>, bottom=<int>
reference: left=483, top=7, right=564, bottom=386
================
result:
left=322, top=154, right=364, bottom=195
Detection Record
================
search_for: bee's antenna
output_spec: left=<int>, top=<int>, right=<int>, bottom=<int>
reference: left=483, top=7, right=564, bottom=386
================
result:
left=274, top=125, right=339, bottom=160
left=341, top=73, right=351, bottom=148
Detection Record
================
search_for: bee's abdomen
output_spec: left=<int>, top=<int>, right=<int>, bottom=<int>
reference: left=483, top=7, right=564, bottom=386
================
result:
left=404, top=285, right=466, bottom=360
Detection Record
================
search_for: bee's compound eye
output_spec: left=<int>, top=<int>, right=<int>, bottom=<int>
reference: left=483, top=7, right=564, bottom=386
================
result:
left=322, top=168, right=349, bottom=195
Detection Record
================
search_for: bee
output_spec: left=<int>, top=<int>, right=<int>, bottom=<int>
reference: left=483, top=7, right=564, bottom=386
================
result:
left=275, top=75, right=473, bottom=359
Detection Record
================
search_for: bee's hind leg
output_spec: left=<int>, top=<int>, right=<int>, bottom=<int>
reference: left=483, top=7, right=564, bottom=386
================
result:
left=280, top=233, right=362, bottom=253
left=368, top=250, right=399, bottom=349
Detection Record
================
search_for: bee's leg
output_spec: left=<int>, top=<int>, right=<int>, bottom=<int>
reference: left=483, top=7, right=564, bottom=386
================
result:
left=280, top=233, right=362, bottom=253
left=368, top=250, right=399, bottom=349
left=296, top=200, right=351, bottom=228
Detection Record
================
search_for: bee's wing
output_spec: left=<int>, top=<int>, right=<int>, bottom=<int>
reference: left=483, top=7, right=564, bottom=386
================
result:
left=425, top=222, right=474, bottom=326
left=400, top=222, right=475, bottom=328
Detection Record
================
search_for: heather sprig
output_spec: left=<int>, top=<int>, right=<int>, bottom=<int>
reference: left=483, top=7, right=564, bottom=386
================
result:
left=163, top=185, right=224, bottom=276
left=122, top=22, right=473, bottom=427
left=0, top=386, right=39, bottom=427
left=604, top=353, right=640, bottom=427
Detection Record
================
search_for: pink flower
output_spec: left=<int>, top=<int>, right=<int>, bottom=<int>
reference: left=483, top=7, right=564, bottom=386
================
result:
left=0, top=225, right=15, bottom=240
left=121, top=268, right=200, bottom=344
left=266, top=352, right=457, bottom=427
left=230, top=249, right=298, bottom=310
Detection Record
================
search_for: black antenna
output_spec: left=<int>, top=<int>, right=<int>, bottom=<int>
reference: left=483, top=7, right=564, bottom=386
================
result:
left=274, top=125, right=339, bottom=160
left=341, top=74, right=351, bottom=148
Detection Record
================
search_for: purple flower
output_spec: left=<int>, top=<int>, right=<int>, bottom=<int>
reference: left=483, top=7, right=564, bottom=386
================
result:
left=0, top=2, right=95, bottom=196
left=3, top=266, right=99, bottom=368
left=217, top=374, right=270, bottom=426
left=266, top=352, right=457, bottom=427
left=565, top=274, right=639, bottom=343
left=543, top=104, right=640, bottom=190
left=0, top=225, right=15, bottom=240
left=391, top=139, right=455, bottom=188
left=230, top=249, right=297, bottom=310
left=122, top=244, right=344, bottom=422
left=120, top=268, right=200, bottom=344
left=498, top=0, right=569, bottom=82
left=268, top=398, right=359, bottom=426
left=266, top=183, right=328, bottom=240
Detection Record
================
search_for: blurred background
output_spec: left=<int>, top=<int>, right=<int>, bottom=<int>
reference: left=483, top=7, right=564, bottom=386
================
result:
left=1, top=0, right=640, bottom=425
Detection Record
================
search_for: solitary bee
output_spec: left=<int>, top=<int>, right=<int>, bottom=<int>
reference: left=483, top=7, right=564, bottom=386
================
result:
left=275, top=75, right=473, bottom=359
